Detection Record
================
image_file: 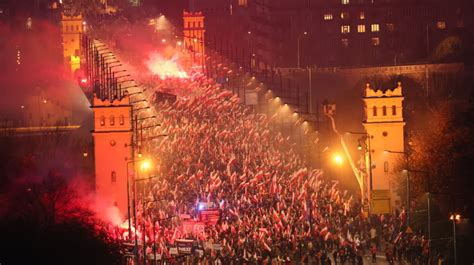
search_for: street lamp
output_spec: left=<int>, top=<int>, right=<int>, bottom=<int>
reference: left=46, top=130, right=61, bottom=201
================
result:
left=101, top=55, right=116, bottom=61
left=112, top=69, right=128, bottom=75
left=347, top=131, right=373, bottom=209
left=139, top=159, right=153, bottom=172
left=116, top=74, right=131, bottom=79
left=297, top=31, right=308, bottom=68
left=135, top=161, right=156, bottom=265
left=135, top=106, right=151, bottom=112
left=122, top=85, right=139, bottom=91
left=102, top=56, right=117, bottom=61
left=333, top=153, right=343, bottom=166
left=96, top=47, right=110, bottom=52
left=108, top=63, right=123, bottom=68
left=131, top=99, right=147, bottom=104
left=135, top=115, right=156, bottom=122
left=127, top=157, right=155, bottom=265
left=125, top=158, right=148, bottom=247
left=450, top=213, right=461, bottom=265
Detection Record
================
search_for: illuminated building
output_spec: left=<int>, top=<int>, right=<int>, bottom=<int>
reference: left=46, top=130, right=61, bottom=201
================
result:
left=363, top=82, right=405, bottom=213
left=92, top=95, right=132, bottom=216
left=61, top=13, right=84, bottom=74
left=197, top=0, right=472, bottom=67
left=130, top=0, right=141, bottom=7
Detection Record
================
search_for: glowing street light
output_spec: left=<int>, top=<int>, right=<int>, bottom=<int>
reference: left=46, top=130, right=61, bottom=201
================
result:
left=139, top=159, right=153, bottom=172
left=450, top=213, right=461, bottom=265
left=333, top=153, right=343, bottom=165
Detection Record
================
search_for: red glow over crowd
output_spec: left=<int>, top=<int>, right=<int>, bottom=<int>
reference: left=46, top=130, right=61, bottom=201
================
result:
left=95, top=19, right=430, bottom=263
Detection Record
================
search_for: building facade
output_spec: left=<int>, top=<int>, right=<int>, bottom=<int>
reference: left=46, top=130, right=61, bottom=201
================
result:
left=92, top=95, right=133, bottom=217
left=196, top=0, right=472, bottom=68
left=363, top=82, right=405, bottom=213
left=61, top=13, right=84, bottom=74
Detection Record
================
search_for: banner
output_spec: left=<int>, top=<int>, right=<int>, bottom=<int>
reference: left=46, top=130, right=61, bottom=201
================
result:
left=181, top=220, right=205, bottom=236
left=199, top=209, right=220, bottom=225
left=176, top=239, right=194, bottom=254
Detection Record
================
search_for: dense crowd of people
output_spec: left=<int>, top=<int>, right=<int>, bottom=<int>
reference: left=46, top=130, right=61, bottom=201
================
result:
left=112, top=74, right=429, bottom=264
left=94, top=18, right=432, bottom=264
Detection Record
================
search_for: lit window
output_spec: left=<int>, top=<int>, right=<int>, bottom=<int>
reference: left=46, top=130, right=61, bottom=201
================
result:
left=384, top=161, right=389, bottom=172
left=110, top=115, right=115, bottom=126
left=341, top=38, right=349, bottom=47
left=238, top=0, right=247, bottom=6
left=119, top=115, right=125, bottom=125
left=111, top=171, right=117, bottom=183
left=341, top=12, right=350, bottom=19
left=341, top=25, right=350, bottom=34
left=100, top=116, right=105, bottom=126
left=372, top=37, right=380, bottom=46
left=373, top=106, right=377, bottom=116
left=357, top=25, right=366, bottom=33
left=437, top=21, right=446, bottom=29
left=386, top=23, right=395, bottom=31
left=342, top=0, right=349, bottom=4
left=359, top=12, right=365, bottom=20
left=26, top=17, right=32, bottom=29
left=371, top=24, right=380, bottom=32
left=323, top=13, right=333, bottom=21
left=382, top=106, right=387, bottom=116
left=392, top=105, right=397, bottom=115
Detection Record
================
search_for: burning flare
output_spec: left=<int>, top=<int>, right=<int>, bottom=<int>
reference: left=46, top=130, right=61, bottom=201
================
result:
left=146, top=52, right=188, bottom=79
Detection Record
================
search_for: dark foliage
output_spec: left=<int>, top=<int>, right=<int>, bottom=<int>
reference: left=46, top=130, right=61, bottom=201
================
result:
left=0, top=174, right=123, bottom=265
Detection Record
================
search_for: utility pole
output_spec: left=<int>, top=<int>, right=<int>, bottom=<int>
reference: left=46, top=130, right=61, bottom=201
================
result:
left=427, top=192, right=431, bottom=247
left=297, top=31, right=307, bottom=68
left=308, top=67, right=312, bottom=113
left=450, top=213, right=461, bottom=265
